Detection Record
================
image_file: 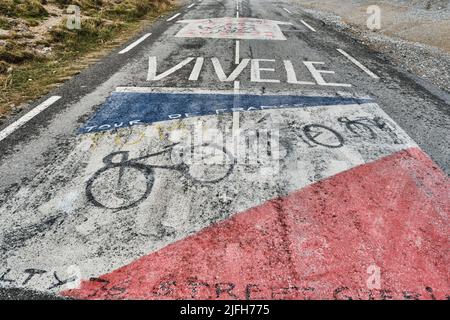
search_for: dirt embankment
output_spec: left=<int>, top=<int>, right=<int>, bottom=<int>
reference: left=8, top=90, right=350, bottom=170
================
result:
left=292, top=0, right=450, bottom=91
left=0, top=0, right=175, bottom=119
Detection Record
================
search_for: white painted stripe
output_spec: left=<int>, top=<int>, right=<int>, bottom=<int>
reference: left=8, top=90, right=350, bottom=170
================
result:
left=233, top=81, right=240, bottom=91
left=167, top=13, right=181, bottom=22
left=300, top=20, right=316, bottom=32
left=284, top=60, right=315, bottom=85
left=187, top=3, right=195, bottom=8
left=337, top=49, right=380, bottom=79
left=147, top=57, right=194, bottom=81
left=189, top=57, right=204, bottom=81
left=235, top=40, right=240, bottom=65
left=233, top=81, right=240, bottom=135
left=115, top=87, right=372, bottom=99
left=117, top=87, right=239, bottom=95
left=118, top=33, right=152, bottom=54
left=0, top=96, right=61, bottom=143
left=283, top=8, right=292, bottom=14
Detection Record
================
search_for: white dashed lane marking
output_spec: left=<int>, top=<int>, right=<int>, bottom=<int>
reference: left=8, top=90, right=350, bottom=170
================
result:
left=188, top=3, right=195, bottom=8
left=337, top=49, right=380, bottom=79
left=0, top=96, right=61, bottom=143
left=118, top=33, right=152, bottom=54
left=283, top=8, right=292, bottom=14
left=300, top=20, right=316, bottom=32
left=167, top=13, right=181, bottom=22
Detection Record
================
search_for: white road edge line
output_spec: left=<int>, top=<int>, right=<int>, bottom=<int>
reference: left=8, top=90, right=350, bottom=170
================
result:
left=337, top=49, right=380, bottom=79
left=167, top=13, right=181, bottom=22
left=0, top=96, right=61, bottom=143
left=118, top=33, right=152, bottom=54
left=188, top=3, right=195, bottom=8
left=283, top=8, right=292, bottom=14
left=300, top=20, right=316, bottom=32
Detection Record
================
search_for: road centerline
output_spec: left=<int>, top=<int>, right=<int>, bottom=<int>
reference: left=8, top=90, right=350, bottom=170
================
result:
left=300, top=20, right=316, bottom=32
left=235, top=40, right=240, bottom=65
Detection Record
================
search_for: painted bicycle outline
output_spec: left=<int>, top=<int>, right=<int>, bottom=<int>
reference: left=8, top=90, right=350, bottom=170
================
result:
left=262, top=114, right=401, bottom=154
left=86, top=143, right=235, bottom=210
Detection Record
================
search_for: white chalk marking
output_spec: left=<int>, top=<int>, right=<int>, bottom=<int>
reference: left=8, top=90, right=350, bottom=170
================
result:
left=283, top=8, right=292, bottom=14
left=0, top=96, right=61, bottom=143
left=167, top=13, right=181, bottom=22
left=188, top=3, right=195, bottom=8
left=337, top=49, right=380, bottom=79
left=118, top=33, right=152, bottom=54
left=300, top=20, right=316, bottom=32
left=235, top=40, right=240, bottom=65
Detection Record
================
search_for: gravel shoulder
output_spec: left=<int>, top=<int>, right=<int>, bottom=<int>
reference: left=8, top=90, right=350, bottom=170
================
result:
left=291, top=0, right=450, bottom=92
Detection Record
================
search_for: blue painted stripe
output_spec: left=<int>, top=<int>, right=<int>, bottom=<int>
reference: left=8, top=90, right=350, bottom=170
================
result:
left=78, top=92, right=372, bottom=134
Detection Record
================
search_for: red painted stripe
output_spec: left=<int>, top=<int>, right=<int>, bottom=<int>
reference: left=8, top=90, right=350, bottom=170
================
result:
left=63, top=147, right=449, bottom=300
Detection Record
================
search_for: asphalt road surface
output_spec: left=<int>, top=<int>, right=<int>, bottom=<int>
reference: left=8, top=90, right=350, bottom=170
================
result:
left=0, top=0, right=448, bottom=300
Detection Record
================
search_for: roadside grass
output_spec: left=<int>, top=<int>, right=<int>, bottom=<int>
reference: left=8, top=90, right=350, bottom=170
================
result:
left=0, top=0, right=175, bottom=119
left=0, top=0, right=49, bottom=19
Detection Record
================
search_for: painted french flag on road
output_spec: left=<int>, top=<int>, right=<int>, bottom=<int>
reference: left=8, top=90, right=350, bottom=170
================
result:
left=1, top=89, right=447, bottom=300
left=62, top=94, right=449, bottom=300
left=78, top=88, right=372, bottom=134
left=63, top=147, right=449, bottom=300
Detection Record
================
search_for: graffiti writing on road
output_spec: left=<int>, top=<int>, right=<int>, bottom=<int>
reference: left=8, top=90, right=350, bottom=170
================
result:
left=0, top=268, right=78, bottom=290
left=146, top=56, right=352, bottom=87
left=176, top=17, right=292, bottom=40
left=78, top=277, right=450, bottom=300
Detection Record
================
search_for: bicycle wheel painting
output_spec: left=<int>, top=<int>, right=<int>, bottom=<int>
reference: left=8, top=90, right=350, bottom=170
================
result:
left=184, top=144, right=235, bottom=183
left=86, top=161, right=155, bottom=210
